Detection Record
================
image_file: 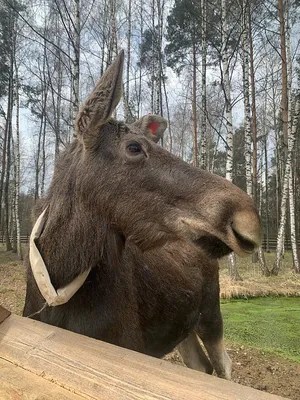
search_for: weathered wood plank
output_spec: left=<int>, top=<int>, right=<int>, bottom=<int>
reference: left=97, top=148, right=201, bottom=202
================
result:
left=0, top=305, right=11, bottom=324
left=0, top=314, right=287, bottom=400
left=0, top=358, right=86, bottom=400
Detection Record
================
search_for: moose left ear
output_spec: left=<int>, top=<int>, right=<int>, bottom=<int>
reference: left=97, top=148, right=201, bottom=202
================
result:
left=75, top=50, right=124, bottom=142
left=131, top=115, right=167, bottom=143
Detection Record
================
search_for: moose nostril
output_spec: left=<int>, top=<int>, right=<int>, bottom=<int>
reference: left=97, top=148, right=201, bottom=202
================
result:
left=232, top=228, right=256, bottom=253
left=231, top=210, right=263, bottom=250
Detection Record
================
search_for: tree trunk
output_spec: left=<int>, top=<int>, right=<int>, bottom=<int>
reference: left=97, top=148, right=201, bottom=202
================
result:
left=55, top=31, right=62, bottom=158
left=13, top=62, right=22, bottom=260
left=73, top=0, right=80, bottom=126
left=285, top=3, right=298, bottom=272
left=222, top=6, right=233, bottom=182
left=272, top=90, right=300, bottom=275
left=4, top=114, right=13, bottom=252
left=200, top=0, right=207, bottom=170
left=242, top=0, right=251, bottom=197
left=192, top=41, right=198, bottom=167
left=289, top=168, right=299, bottom=272
left=151, top=0, right=155, bottom=113
left=124, top=0, right=132, bottom=122
left=221, top=0, right=242, bottom=281
left=0, top=111, right=8, bottom=229
left=249, top=4, right=266, bottom=266
left=4, top=10, right=15, bottom=251
left=156, top=0, right=163, bottom=118
left=278, top=0, right=288, bottom=151
left=160, top=60, right=172, bottom=152
left=264, top=133, right=270, bottom=253
left=137, top=0, right=144, bottom=119
left=249, top=7, right=257, bottom=207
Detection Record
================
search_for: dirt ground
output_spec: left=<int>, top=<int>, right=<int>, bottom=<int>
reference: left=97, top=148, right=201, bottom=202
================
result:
left=1, top=251, right=300, bottom=400
left=227, top=344, right=300, bottom=400
left=165, top=344, right=300, bottom=400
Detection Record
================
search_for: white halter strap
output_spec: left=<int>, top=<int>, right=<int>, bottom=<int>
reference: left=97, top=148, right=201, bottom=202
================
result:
left=29, top=208, right=91, bottom=306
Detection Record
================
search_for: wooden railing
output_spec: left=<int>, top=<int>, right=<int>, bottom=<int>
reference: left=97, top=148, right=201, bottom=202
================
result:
left=0, top=234, right=29, bottom=244
left=1, top=234, right=299, bottom=252
left=0, top=306, right=287, bottom=400
left=262, top=238, right=300, bottom=252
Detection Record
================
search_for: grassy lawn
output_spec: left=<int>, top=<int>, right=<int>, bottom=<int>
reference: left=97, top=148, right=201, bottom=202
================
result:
left=0, top=248, right=26, bottom=315
left=221, top=297, right=300, bottom=363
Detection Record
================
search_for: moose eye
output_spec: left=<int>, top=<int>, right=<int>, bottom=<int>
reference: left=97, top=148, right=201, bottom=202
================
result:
left=127, top=142, right=142, bottom=155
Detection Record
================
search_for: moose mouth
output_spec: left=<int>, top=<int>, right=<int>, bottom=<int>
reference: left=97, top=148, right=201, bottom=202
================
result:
left=192, top=229, right=256, bottom=259
left=193, top=236, right=233, bottom=258
left=231, top=228, right=256, bottom=254
left=180, top=212, right=261, bottom=259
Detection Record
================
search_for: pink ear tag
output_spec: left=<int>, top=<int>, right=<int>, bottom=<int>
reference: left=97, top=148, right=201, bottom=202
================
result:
left=148, top=122, right=159, bottom=135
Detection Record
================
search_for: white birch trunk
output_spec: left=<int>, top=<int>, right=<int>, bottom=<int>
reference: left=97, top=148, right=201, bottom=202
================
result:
left=192, top=43, right=198, bottom=167
left=221, top=0, right=233, bottom=182
left=137, top=0, right=144, bottom=118
left=124, top=0, right=132, bottom=122
left=155, top=0, right=162, bottom=117
left=200, top=0, right=207, bottom=170
left=272, top=91, right=300, bottom=274
left=151, top=0, right=155, bottom=113
left=289, top=168, right=299, bottom=272
left=73, top=0, right=80, bottom=126
left=242, top=0, right=252, bottom=197
left=272, top=3, right=298, bottom=275
left=285, top=4, right=299, bottom=272
left=11, top=133, right=17, bottom=252
left=55, top=29, right=62, bottom=156
left=108, top=0, right=118, bottom=64
left=13, top=63, right=22, bottom=260
left=221, top=0, right=241, bottom=280
left=263, top=70, right=270, bottom=254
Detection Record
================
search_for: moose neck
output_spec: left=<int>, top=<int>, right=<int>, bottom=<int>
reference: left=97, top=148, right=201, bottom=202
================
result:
left=36, top=178, right=124, bottom=291
left=37, top=204, right=124, bottom=290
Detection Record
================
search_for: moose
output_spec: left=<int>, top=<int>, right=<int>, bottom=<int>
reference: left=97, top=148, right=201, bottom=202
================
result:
left=24, top=51, right=262, bottom=380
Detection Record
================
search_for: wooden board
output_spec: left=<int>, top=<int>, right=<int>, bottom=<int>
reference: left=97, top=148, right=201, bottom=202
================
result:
left=0, top=314, right=287, bottom=400
left=0, top=358, right=85, bottom=400
left=0, top=305, right=11, bottom=324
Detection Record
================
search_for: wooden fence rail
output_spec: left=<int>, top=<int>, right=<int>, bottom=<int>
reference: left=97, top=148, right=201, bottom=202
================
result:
left=0, top=235, right=29, bottom=244
left=1, top=235, right=299, bottom=252
left=261, top=239, right=300, bottom=252
left=0, top=306, right=287, bottom=400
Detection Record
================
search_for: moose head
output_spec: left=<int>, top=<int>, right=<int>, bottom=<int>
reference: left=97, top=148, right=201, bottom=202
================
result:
left=65, top=50, right=261, bottom=258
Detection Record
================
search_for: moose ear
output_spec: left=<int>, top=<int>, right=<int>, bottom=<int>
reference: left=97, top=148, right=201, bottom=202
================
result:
left=75, top=50, right=124, bottom=140
left=131, top=114, right=167, bottom=143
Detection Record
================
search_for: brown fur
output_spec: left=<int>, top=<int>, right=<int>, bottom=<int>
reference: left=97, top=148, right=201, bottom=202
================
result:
left=24, top=51, right=262, bottom=379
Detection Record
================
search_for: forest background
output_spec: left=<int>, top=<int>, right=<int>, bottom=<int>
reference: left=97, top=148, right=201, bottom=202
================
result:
left=0, top=0, right=299, bottom=279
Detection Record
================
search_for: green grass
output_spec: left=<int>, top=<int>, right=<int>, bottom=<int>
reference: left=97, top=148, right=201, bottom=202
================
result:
left=221, top=297, right=300, bottom=363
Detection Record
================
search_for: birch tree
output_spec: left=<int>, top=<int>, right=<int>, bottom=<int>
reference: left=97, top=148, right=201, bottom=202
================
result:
left=241, top=0, right=251, bottom=197
left=124, top=0, right=132, bottom=122
left=221, top=0, right=241, bottom=280
left=13, top=60, right=22, bottom=259
left=199, top=0, right=207, bottom=170
left=272, top=0, right=299, bottom=274
left=272, top=87, right=300, bottom=275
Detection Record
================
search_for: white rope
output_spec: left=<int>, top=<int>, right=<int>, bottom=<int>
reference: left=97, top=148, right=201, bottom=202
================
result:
left=29, top=208, right=91, bottom=307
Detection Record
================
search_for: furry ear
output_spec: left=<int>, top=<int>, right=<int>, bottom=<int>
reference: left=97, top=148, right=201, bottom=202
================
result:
left=75, top=51, right=124, bottom=141
left=131, top=114, right=167, bottom=143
